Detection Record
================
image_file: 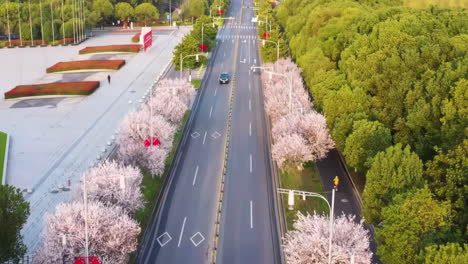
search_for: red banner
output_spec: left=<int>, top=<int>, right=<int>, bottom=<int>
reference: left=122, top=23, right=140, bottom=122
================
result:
left=263, top=32, right=270, bottom=40
left=143, top=29, right=152, bottom=51
left=198, top=44, right=207, bottom=52
left=74, top=257, right=101, bottom=264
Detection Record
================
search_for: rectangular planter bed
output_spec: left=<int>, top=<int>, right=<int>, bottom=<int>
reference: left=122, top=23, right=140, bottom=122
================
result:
left=79, top=45, right=142, bottom=54
left=46, top=60, right=126, bottom=73
left=4, top=81, right=100, bottom=99
left=132, top=33, right=141, bottom=43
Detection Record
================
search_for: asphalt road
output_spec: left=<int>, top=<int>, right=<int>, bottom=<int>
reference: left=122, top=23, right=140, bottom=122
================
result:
left=137, top=0, right=281, bottom=263
left=137, top=1, right=243, bottom=263
left=215, top=0, right=282, bottom=263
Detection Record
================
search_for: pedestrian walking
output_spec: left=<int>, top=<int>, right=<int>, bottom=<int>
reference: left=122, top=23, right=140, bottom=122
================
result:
left=107, top=75, right=111, bottom=84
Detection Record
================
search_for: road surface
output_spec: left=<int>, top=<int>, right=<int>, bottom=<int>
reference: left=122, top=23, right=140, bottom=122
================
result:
left=137, top=0, right=281, bottom=263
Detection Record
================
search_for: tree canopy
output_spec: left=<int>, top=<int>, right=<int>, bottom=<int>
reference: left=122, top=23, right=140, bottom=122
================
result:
left=0, top=185, right=30, bottom=263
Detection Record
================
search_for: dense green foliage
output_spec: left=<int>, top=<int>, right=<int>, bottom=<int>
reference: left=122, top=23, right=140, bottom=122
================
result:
left=134, top=2, right=159, bottom=26
left=377, top=188, right=451, bottom=264
left=172, top=14, right=219, bottom=70
left=363, top=144, right=424, bottom=224
left=276, top=0, right=467, bottom=262
left=0, top=185, right=30, bottom=262
left=423, top=243, right=468, bottom=264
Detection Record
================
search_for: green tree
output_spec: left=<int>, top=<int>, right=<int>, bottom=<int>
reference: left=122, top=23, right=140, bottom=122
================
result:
left=114, top=2, right=134, bottom=22
left=323, top=86, right=371, bottom=151
left=189, top=0, right=208, bottom=18
left=440, top=79, right=468, bottom=151
left=425, top=140, right=468, bottom=235
left=377, top=188, right=450, bottom=264
left=92, top=0, right=114, bottom=26
left=134, top=3, right=159, bottom=26
left=0, top=185, right=30, bottom=262
left=172, top=34, right=206, bottom=70
left=423, top=243, right=468, bottom=264
left=363, top=144, right=424, bottom=224
left=344, top=120, right=392, bottom=172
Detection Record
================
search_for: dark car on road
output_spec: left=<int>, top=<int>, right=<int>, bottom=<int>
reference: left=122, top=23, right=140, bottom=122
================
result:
left=219, top=72, right=230, bottom=84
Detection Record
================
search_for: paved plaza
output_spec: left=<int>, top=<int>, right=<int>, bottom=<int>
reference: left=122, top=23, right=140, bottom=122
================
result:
left=0, top=27, right=190, bottom=254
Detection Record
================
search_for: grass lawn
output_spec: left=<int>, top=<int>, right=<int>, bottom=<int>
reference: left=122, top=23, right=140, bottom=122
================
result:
left=280, top=162, right=328, bottom=230
left=191, top=79, right=202, bottom=89
left=0, top=132, right=7, bottom=184
left=129, top=110, right=191, bottom=263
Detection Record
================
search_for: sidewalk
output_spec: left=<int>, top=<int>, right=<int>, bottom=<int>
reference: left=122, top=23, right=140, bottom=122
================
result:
left=317, top=149, right=382, bottom=263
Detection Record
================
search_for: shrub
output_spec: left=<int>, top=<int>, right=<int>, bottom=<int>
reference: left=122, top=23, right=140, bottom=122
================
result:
left=79, top=45, right=141, bottom=54
left=46, top=60, right=126, bottom=73
left=132, top=33, right=140, bottom=43
left=4, top=82, right=100, bottom=99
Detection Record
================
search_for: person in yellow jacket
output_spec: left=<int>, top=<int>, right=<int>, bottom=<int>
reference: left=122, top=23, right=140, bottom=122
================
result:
left=333, top=176, right=339, bottom=191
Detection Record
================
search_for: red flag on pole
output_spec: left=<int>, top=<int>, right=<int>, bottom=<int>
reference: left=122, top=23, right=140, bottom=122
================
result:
left=263, top=32, right=270, bottom=40
left=198, top=44, right=207, bottom=52
left=218, top=9, right=224, bottom=15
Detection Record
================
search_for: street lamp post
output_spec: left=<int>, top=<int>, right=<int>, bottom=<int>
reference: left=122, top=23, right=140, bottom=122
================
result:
left=201, top=22, right=215, bottom=54
left=83, top=171, right=90, bottom=264
left=278, top=188, right=336, bottom=264
left=180, top=53, right=205, bottom=81
left=262, top=39, right=280, bottom=61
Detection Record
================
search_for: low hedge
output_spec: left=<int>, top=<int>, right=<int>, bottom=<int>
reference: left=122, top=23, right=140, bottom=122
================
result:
left=46, top=60, right=126, bottom=73
left=79, top=45, right=142, bottom=54
left=0, top=38, right=74, bottom=47
left=4, top=81, right=100, bottom=99
left=132, top=33, right=140, bottom=43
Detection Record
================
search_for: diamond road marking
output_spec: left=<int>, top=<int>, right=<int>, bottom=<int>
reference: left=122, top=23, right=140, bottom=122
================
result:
left=190, top=232, right=205, bottom=247
left=157, top=232, right=172, bottom=247
left=211, top=131, right=221, bottom=139
left=191, top=132, right=200, bottom=138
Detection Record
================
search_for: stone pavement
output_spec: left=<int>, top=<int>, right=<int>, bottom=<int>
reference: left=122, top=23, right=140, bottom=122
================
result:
left=0, top=27, right=191, bottom=254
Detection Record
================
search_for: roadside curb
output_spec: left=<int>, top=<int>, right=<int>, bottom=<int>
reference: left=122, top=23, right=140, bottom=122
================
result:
left=1, top=133, right=9, bottom=185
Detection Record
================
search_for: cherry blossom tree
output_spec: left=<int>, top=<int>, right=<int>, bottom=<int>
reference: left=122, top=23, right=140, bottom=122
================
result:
left=156, top=78, right=195, bottom=107
left=34, top=201, right=140, bottom=264
left=146, top=90, right=188, bottom=124
left=283, top=212, right=372, bottom=264
left=117, top=109, right=174, bottom=176
left=80, top=160, right=143, bottom=214
left=272, top=134, right=314, bottom=168
left=262, top=58, right=334, bottom=169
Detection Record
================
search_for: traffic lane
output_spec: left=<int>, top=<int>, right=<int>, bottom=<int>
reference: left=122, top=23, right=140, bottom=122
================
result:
left=217, top=83, right=277, bottom=264
left=217, top=33, right=279, bottom=264
left=140, top=37, right=237, bottom=264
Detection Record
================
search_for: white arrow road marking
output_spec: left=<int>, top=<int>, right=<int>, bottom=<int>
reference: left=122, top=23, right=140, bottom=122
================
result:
left=192, top=166, right=199, bottom=186
left=157, top=232, right=172, bottom=247
left=178, top=217, right=187, bottom=247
